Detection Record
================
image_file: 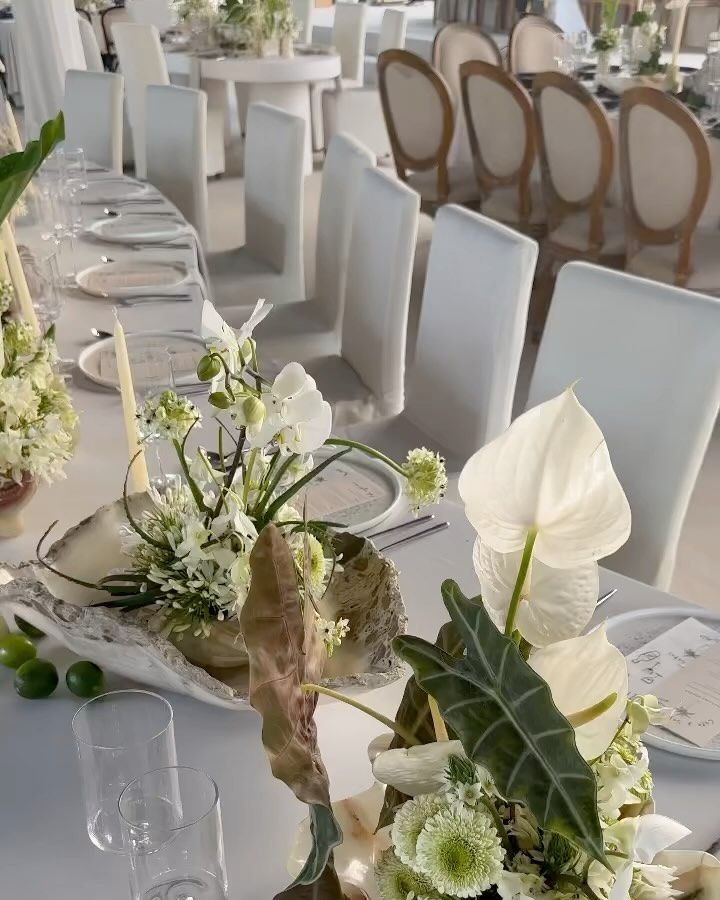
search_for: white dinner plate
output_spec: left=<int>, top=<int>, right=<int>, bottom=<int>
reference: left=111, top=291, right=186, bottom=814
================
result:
left=75, top=260, right=190, bottom=298
left=81, top=179, right=150, bottom=205
left=304, top=447, right=402, bottom=533
left=86, top=215, right=189, bottom=245
left=605, top=605, right=720, bottom=761
left=77, top=330, right=207, bottom=390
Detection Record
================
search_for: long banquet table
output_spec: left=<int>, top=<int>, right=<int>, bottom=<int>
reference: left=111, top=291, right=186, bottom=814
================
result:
left=1, top=174, right=719, bottom=899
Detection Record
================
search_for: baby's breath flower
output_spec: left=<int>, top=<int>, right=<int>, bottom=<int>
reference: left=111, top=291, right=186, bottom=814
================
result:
left=392, top=794, right=449, bottom=867
left=402, top=448, right=447, bottom=513
left=414, top=804, right=504, bottom=898
left=375, top=849, right=441, bottom=900
left=137, top=390, right=201, bottom=443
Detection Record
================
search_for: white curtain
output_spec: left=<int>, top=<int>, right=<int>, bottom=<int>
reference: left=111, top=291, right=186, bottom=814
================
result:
left=15, top=0, right=86, bottom=139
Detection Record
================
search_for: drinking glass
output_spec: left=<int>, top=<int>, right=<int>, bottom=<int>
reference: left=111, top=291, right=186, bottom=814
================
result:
left=568, top=30, right=589, bottom=72
left=119, top=767, right=229, bottom=900
left=128, top=345, right=176, bottom=401
left=553, top=35, right=574, bottom=74
left=33, top=250, right=63, bottom=329
left=64, top=147, right=88, bottom=191
left=72, top=690, right=177, bottom=854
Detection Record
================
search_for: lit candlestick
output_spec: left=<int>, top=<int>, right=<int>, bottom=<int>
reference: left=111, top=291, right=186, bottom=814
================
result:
left=113, top=311, right=151, bottom=494
left=1, top=220, right=39, bottom=334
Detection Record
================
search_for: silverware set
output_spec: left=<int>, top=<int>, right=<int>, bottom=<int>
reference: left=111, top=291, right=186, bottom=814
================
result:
left=366, top=514, right=450, bottom=552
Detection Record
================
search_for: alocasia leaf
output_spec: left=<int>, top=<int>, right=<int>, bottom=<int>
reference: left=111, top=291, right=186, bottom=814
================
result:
left=376, top=621, right=464, bottom=830
left=0, top=112, right=65, bottom=225
left=394, top=580, right=607, bottom=865
left=274, top=861, right=345, bottom=900
left=240, top=524, right=342, bottom=885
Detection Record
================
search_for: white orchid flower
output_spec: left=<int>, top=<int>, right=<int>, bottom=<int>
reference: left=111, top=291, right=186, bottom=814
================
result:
left=201, top=300, right=241, bottom=363
left=473, top=539, right=599, bottom=647
left=236, top=298, right=272, bottom=346
left=372, top=740, right=466, bottom=796
left=459, top=387, right=631, bottom=570
left=529, top=625, right=628, bottom=759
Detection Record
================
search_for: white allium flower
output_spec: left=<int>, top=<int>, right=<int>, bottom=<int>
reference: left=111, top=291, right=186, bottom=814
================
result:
left=137, top=390, right=200, bottom=444
left=497, top=869, right=547, bottom=900
left=414, top=804, right=504, bottom=898
left=316, top=617, right=349, bottom=656
left=402, top=448, right=447, bottom=512
left=391, top=794, right=449, bottom=867
left=375, top=849, right=442, bottom=900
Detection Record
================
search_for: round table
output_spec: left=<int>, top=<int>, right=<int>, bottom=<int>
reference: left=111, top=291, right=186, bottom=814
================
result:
left=170, top=49, right=342, bottom=174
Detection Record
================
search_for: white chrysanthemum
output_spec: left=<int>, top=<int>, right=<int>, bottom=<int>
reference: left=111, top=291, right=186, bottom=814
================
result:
left=293, top=533, right=330, bottom=597
left=375, top=849, right=441, bottom=900
left=414, top=804, right=504, bottom=898
left=0, top=280, right=14, bottom=314
left=631, top=864, right=681, bottom=900
left=391, top=794, right=448, bottom=867
left=402, top=448, right=447, bottom=512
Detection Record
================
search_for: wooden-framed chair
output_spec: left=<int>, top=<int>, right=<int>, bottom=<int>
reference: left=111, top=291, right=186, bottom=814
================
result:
left=508, top=14, right=564, bottom=73
left=533, top=71, right=624, bottom=267
left=666, top=0, right=720, bottom=51
left=461, top=60, right=545, bottom=235
left=433, top=23, right=501, bottom=102
left=377, top=48, right=481, bottom=212
left=619, top=87, right=715, bottom=291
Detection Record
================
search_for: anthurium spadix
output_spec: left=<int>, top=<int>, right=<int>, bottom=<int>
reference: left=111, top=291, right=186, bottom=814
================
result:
left=372, top=740, right=467, bottom=797
left=530, top=625, right=628, bottom=760
left=459, top=386, right=631, bottom=570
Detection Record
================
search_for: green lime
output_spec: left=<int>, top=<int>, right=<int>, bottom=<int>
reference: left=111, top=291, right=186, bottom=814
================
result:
left=0, top=617, right=8, bottom=639
left=14, top=616, right=45, bottom=639
left=66, top=660, right=105, bottom=698
left=14, top=659, right=58, bottom=699
left=0, top=634, right=37, bottom=669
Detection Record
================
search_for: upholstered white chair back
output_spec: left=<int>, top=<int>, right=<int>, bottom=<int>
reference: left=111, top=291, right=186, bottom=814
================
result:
left=146, top=85, right=209, bottom=249
left=77, top=14, right=104, bottom=72
left=113, top=22, right=169, bottom=179
left=676, top=2, right=720, bottom=50
left=316, top=134, right=376, bottom=333
left=127, top=0, right=175, bottom=30
left=244, top=103, right=306, bottom=289
left=333, top=3, right=368, bottom=83
left=432, top=24, right=501, bottom=101
left=64, top=69, right=124, bottom=173
left=463, top=65, right=530, bottom=180
left=341, top=169, right=419, bottom=417
left=101, top=5, right=131, bottom=51
left=508, top=14, right=564, bottom=73
left=407, top=207, right=538, bottom=455
left=292, top=0, right=314, bottom=43
left=378, top=9, right=408, bottom=52
left=528, top=261, right=720, bottom=589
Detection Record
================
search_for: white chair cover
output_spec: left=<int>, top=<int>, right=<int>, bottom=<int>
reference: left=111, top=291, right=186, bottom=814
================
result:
left=64, top=69, right=124, bottom=173
left=126, top=0, right=176, bottom=30
left=112, top=22, right=169, bottom=180
left=334, top=2, right=368, bottom=83
left=528, top=261, right=720, bottom=589
left=378, top=9, right=408, bottom=53
left=146, top=85, right=209, bottom=250
left=292, top=0, right=314, bottom=44
left=15, top=0, right=85, bottom=139
left=337, top=206, right=539, bottom=468
left=77, top=14, right=104, bottom=73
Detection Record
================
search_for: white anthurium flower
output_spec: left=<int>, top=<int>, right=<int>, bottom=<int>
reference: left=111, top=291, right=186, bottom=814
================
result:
left=473, top=538, right=599, bottom=647
left=372, top=739, right=466, bottom=797
left=459, top=387, right=631, bottom=570
left=529, top=625, right=628, bottom=759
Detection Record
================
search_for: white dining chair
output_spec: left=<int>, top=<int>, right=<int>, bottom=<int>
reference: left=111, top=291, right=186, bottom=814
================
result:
left=527, top=261, right=720, bottom=589
left=301, top=168, right=420, bottom=426
left=292, top=0, right=314, bottom=44
left=508, top=13, right=565, bottom=73
left=77, top=14, right=104, bottom=73
left=311, top=2, right=368, bottom=151
left=252, top=133, right=376, bottom=359
left=336, top=206, right=538, bottom=469
left=101, top=5, right=132, bottom=53
left=433, top=23, right=501, bottom=101
left=145, top=84, right=209, bottom=250
left=63, top=69, right=124, bottom=173
left=112, top=22, right=169, bottom=180
left=365, top=9, right=408, bottom=83
left=209, top=103, right=306, bottom=313
left=126, top=0, right=176, bottom=31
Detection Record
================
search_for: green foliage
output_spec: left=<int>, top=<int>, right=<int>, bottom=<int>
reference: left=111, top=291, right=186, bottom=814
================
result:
left=0, top=112, right=64, bottom=226
left=394, top=581, right=608, bottom=866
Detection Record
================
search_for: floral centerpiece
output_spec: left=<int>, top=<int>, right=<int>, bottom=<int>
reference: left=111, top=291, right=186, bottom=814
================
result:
left=628, top=2, right=667, bottom=75
left=0, top=283, right=77, bottom=537
left=593, top=0, right=620, bottom=74
left=234, top=386, right=708, bottom=900
left=37, top=300, right=446, bottom=668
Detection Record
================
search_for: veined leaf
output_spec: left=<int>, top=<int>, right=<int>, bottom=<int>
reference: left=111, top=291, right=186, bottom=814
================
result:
left=0, top=112, right=64, bottom=225
left=394, top=580, right=607, bottom=865
left=376, top=621, right=464, bottom=830
left=240, top=524, right=342, bottom=886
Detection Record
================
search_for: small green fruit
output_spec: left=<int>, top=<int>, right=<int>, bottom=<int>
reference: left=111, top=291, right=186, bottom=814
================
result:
left=66, top=661, right=106, bottom=698
left=0, top=634, right=37, bottom=669
left=14, top=659, right=59, bottom=699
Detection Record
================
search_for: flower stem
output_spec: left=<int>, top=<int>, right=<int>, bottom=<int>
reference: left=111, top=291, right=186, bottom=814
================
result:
left=481, top=795, right=512, bottom=857
left=504, top=529, right=537, bottom=637
left=324, top=438, right=407, bottom=478
left=173, top=439, right=208, bottom=513
left=302, top=683, right=420, bottom=746
left=243, top=447, right=258, bottom=507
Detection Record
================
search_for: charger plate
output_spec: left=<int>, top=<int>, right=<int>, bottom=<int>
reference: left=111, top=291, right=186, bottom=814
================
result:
left=86, top=215, right=188, bottom=245
left=75, top=260, right=190, bottom=298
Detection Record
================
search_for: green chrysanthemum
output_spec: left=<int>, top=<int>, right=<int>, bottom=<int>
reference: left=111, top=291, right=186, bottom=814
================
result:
left=415, top=804, right=504, bottom=899
left=392, top=794, right=448, bottom=867
left=375, top=849, right=441, bottom=900
left=402, top=448, right=447, bottom=512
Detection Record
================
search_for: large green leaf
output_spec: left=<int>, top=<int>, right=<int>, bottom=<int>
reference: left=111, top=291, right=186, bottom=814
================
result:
left=274, top=861, right=345, bottom=900
left=376, top=621, right=464, bottom=830
left=240, top=524, right=342, bottom=886
left=0, top=112, right=65, bottom=225
left=394, top=580, right=607, bottom=865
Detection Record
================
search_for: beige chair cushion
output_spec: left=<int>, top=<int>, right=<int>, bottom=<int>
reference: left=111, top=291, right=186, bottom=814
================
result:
left=406, top=164, right=481, bottom=204
left=482, top=182, right=546, bottom=226
left=627, top=231, right=720, bottom=292
left=548, top=206, right=626, bottom=256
